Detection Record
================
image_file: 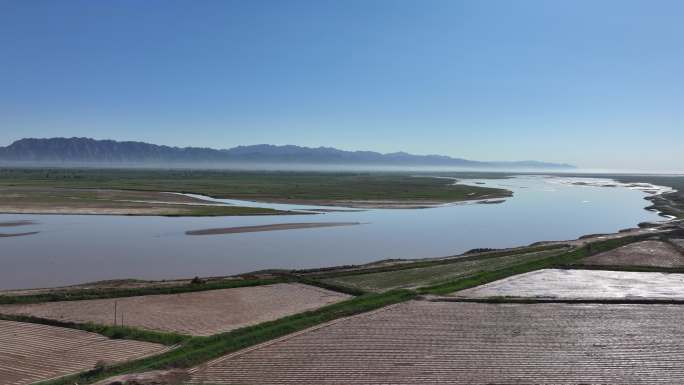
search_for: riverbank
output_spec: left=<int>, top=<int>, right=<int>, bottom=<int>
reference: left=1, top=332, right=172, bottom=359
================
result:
left=0, top=174, right=668, bottom=290
left=545, top=173, right=684, bottom=219
left=0, top=187, right=291, bottom=216
left=2, top=220, right=683, bottom=385
left=3, top=219, right=679, bottom=294
left=0, top=168, right=513, bottom=212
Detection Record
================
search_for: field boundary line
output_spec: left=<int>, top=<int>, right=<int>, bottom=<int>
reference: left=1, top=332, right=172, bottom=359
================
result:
left=424, top=296, right=684, bottom=305
left=187, top=301, right=406, bottom=375
left=557, top=264, right=684, bottom=274
left=36, top=344, right=179, bottom=385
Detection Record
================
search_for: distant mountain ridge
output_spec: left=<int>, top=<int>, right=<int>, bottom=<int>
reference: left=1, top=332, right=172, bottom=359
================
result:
left=0, top=137, right=575, bottom=169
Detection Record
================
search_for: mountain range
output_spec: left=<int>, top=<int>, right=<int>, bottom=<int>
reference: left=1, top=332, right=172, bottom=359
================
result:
left=0, top=137, right=575, bottom=169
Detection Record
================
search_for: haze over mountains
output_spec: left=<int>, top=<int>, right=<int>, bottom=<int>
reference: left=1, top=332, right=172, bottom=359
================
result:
left=0, top=138, right=575, bottom=170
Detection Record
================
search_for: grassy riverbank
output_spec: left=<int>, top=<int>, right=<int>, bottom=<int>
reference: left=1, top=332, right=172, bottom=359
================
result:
left=418, top=234, right=664, bottom=295
left=614, top=174, right=684, bottom=219
left=0, top=277, right=286, bottom=305
left=0, top=168, right=512, bottom=209
left=0, top=186, right=291, bottom=216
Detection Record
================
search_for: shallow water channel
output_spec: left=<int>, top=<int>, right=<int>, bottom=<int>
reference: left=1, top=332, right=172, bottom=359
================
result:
left=0, top=175, right=669, bottom=290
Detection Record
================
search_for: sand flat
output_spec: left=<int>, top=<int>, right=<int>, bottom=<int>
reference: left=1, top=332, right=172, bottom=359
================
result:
left=454, top=268, right=684, bottom=300
left=0, top=231, right=39, bottom=238
left=0, top=320, right=167, bottom=385
left=0, top=283, right=350, bottom=336
left=0, top=220, right=36, bottom=227
left=188, top=300, right=684, bottom=384
left=186, top=222, right=361, bottom=235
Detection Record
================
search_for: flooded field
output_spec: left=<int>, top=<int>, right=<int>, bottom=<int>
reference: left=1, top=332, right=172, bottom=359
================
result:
left=455, top=269, right=684, bottom=300
left=0, top=283, right=349, bottom=336
left=188, top=300, right=684, bottom=384
left=0, top=176, right=669, bottom=290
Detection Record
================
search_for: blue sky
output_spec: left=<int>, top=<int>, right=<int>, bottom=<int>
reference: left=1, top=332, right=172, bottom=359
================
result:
left=1, top=0, right=682, bottom=170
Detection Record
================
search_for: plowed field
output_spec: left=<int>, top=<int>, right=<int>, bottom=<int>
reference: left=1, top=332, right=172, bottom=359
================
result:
left=188, top=301, right=684, bottom=384
left=0, top=283, right=350, bottom=336
left=0, top=320, right=167, bottom=385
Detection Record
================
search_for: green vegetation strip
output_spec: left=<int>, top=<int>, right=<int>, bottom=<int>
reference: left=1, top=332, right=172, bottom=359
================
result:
left=0, top=278, right=286, bottom=305
left=418, top=236, right=651, bottom=295
left=0, top=313, right=187, bottom=346
left=295, top=276, right=368, bottom=296
left=35, top=290, right=417, bottom=385
left=0, top=168, right=511, bottom=203
left=300, top=244, right=569, bottom=280
left=321, top=248, right=570, bottom=293
left=159, top=205, right=292, bottom=217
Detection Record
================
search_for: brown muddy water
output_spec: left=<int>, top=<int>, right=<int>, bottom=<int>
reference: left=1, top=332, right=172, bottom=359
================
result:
left=0, top=176, right=670, bottom=290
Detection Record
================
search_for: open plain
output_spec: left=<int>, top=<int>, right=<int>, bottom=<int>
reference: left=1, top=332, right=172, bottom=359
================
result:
left=0, top=169, right=512, bottom=211
left=188, top=300, right=684, bottom=385
left=0, top=283, right=350, bottom=336
left=0, top=320, right=168, bottom=385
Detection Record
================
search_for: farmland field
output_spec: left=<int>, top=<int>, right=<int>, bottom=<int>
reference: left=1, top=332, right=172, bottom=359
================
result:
left=0, top=283, right=350, bottom=336
left=0, top=320, right=167, bottom=385
left=580, top=240, right=684, bottom=267
left=188, top=300, right=684, bottom=384
left=454, top=268, right=684, bottom=300
left=320, top=247, right=568, bottom=292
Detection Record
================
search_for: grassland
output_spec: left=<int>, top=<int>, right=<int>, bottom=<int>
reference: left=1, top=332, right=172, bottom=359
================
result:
left=0, top=168, right=512, bottom=208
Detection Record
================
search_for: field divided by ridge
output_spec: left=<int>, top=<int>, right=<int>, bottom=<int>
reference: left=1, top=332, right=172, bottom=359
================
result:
left=0, top=283, right=350, bottom=336
left=188, top=300, right=684, bottom=384
left=0, top=320, right=168, bottom=385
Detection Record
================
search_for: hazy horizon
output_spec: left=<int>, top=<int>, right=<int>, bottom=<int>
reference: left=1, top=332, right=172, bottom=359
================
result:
left=2, top=0, right=683, bottom=170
